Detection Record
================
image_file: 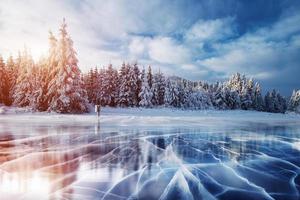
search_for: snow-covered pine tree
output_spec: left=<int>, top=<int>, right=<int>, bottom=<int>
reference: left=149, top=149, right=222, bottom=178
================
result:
left=264, top=91, right=274, bottom=112
left=97, top=67, right=107, bottom=106
left=152, top=70, right=165, bottom=106
left=84, top=68, right=95, bottom=103
left=147, top=65, right=153, bottom=89
left=93, top=67, right=100, bottom=104
left=213, top=83, right=227, bottom=109
left=83, top=68, right=98, bottom=104
left=133, top=63, right=141, bottom=106
left=118, top=63, right=131, bottom=107
left=0, top=55, right=7, bottom=104
left=100, top=64, right=119, bottom=106
left=180, top=79, right=193, bottom=108
left=164, top=78, right=181, bottom=108
left=5, top=55, right=18, bottom=105
left=288, top=90, right=300, bottom=113
left=240, top=79, right=254, bottom=110
left=227, top=73, right=243, bottom=93
left=252, top=83, right=264, bottom=111
left=164, top=78, right=173, bottom=107
left=47, top=20, right=88, bottom=113
left=226, top=88, right=241, bottom=109
left=188, top=89, right=213, bottom=110
left=29, top=63, right=42, bottom=110
left=46, top=31, right=59, bottom=108
left=275, top=92, right=287, bottom=113
left=30, top=57, right=49, bottom=111
left=128, top=63, right=141, bottom=106
left=111, top=67, right=119, bottom=106
left=264, top=89, right=286, bottom=113
left=101, top=65, right=112, bottom=106
left=139, top=71, right=153, bottom=107
left=13, top=50, right=35, bottom=107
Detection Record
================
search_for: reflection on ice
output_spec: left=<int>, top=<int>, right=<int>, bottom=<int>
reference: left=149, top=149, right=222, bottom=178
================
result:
left=0, top=120, right=300, bottom=200
left=292, top=141, right=300, bottom=151
left=0, top=171, right=50, bottom=198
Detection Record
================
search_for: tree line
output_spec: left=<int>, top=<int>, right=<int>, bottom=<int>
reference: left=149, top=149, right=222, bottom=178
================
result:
left=0, top=20, right=299, bottom=114
left=0, top=20, right=88, bottom=113
left=82, top=66, right=299, bottom=114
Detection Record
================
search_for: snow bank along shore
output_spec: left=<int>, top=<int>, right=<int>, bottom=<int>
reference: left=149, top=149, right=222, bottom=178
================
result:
left=0, top=106, right=299, bottom=129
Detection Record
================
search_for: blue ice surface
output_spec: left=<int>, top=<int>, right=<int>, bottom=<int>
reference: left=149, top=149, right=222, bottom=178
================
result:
left=0, top=115, right=299, bottom=200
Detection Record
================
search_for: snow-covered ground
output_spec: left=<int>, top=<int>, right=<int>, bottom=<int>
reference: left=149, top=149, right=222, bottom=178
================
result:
left=0, top=106, right=299, bottom=128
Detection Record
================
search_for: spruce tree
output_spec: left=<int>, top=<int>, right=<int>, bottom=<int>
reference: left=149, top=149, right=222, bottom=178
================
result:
left=164, top=78, right=173, bottom=107
left=253, top=83, right=264, bottom=111
left=5, top=55, right=17, bottom=105
left=288, top=90, right=300, bottom=113
left=13, top=50, right=34, bottom=107
left=139, top=72, right=153, bottom=107
left=213, top=83, right=227, bottom=109
left=147, top=65, right=153, bottom=88
left=0, top=55, right=6, bottom=104
left=118, top=63, right=131, bottom=107
left=152, top=70, right=165, bottom=106
left=30, top=57, right=49, bottom=111
left=47, top=19, right=88, bottom=113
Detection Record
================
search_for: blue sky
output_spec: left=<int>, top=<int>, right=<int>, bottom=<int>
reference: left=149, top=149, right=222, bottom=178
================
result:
left=0, top=0, right=299, bottom=95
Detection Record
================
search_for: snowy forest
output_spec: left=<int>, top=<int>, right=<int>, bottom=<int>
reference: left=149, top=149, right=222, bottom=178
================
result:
left=0, top=21, right=299, bottom=114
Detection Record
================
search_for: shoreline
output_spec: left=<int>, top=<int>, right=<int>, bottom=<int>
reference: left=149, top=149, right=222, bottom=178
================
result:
left=0, top=107, right=299, bottom=128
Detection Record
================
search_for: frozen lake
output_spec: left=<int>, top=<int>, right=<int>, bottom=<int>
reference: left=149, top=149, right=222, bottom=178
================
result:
left=0, top=109, right=300, bottom=200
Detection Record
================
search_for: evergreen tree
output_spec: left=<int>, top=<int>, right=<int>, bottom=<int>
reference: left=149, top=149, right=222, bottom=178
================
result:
left=47, top=19, right=88, bottom=113
left=164, top=78, right=173, bottom=107
left=264, top=89, right=286, bottom=113
left=225, top=89, right=241, bottom=109
left=101, top=67, right=110, bottom=106
left=5, top=55, right=17, bottom=105
left=129, top=63, right=141, bottom=106
left=275, top=92, right=287, bottom=113
left=99, top=64, right=118, bottom=106
left=13, top=50, right=34, bottom=107
left=97, top=67, right=106, bottom=106
left=213, top=83, right=227, bottom=109
left=109, top=66, right=119, bottom=107
left=240, top=79, right=254, bottom=110
left=180, top=80, right=192, bottom=108
left=264, top=91, right=274, bottom=113
left=134, top=63, right=142, bottom=106
left=167, top=80, right=181, bottom=108
left=188, top=90, right=213, bottom=110
left=84, top=68, right=96, bottom=103
left=152, top=70, right=165, bottom=106
left=147, top=65, right=153, bottom=88
left=30, top=57, right=49, bottom=111
left=252, top=83, right=264, bottom=111
left=288, top=90, right=300, bottom=113
left=139, top=72, right=153, bottom=107
left=93, top=67, right=100, bottom=104
left=118, top=63, right=131, bottom=107
left=0, top=55, right=7, bottom=104
left=46, top=31, right=59, bottom=107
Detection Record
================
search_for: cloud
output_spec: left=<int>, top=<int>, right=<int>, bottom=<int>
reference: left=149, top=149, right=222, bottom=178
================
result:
left=0, top=0, right=299, bottom=94
left=148, top=37, right=191, bottom=64
left=128, top=36, right=193, bottom=66
left=128, top=37, right=149, bottom=59
left=185, top=17, right=236, bottom=42
left=198, top=12, right=300, bottom=93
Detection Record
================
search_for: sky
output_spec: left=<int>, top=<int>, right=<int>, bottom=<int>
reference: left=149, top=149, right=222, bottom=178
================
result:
left=0, top=0, right=299, bottom=95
